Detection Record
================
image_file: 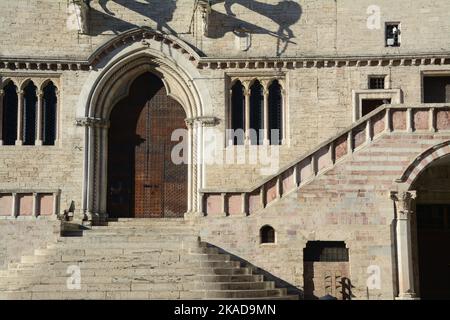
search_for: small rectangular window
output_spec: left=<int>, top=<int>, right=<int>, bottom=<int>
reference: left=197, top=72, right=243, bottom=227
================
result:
left=369, top=76, right=386, bottom=90
left=386, top=23, right=400, bottom=47
left=304, top=241, right=349, bottom=262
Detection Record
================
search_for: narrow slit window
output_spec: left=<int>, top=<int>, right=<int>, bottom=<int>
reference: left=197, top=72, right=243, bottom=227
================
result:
left=249, top=80, right=264, bottom=145
left=42, top=82, right=57, bottom=145
left=230, top=81, right=245, bottom=145
left=2, top=81, right=18, bottom=145
left=268, top=80, right=282, bottom=145
left=23, top=81, right=37, bottom=145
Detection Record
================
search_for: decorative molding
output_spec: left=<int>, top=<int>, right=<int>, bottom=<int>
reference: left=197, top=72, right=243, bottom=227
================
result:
left=196, top=0, right=211, bottom=37
left=2, top=25, right=450, bottom=72
left=75, top=117, right=109, bottom=128
left=390, top=191, right=417, bottom=220
left=185, top=116, right=220, bottom=127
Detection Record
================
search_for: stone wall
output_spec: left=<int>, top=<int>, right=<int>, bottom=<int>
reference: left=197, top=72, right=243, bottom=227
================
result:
left=0, top=219, right=61, bottom=269
left=1, top=1, right=450, bottom=58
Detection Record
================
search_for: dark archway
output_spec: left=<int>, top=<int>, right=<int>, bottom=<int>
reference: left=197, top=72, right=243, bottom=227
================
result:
left=107, top=72, right=187, bottom=218
left=412, top=155, right=450, bottom=299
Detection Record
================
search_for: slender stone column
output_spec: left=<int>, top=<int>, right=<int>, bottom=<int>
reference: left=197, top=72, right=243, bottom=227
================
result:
left=391, top=190, right=418, bottom=299
left=0, top=89, right=4, bottom=145
left=244, top=86, right=251, bottom=143
left=35, top=90, right=43, bottom=146
left=263, top=87, right=269, bottom=145
left=15, top=90, right=24, bottom=146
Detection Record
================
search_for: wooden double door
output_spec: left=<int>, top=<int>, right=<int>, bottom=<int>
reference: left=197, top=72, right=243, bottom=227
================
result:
left=107, top=73, right=187, bottom=218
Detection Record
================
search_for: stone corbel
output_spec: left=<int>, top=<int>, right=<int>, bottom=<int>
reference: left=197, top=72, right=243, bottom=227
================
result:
left=75, top=117, right=110, bottom=128
left=185, top=116, right=220, bottom=128
left=197, top=0, right=211, bottom=37
left=73, top=0, right=90, bottom=34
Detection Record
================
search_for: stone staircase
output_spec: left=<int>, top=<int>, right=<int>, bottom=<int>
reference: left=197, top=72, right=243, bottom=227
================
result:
left=0, top=219, right=297, bottom=300
left=201, top=104, right=450, bottom=217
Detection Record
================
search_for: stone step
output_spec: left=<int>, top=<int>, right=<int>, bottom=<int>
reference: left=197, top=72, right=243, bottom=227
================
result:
left=11, top=267, right=253, bottom=279
left=107, top=219, right=187, bottom=226
left=15, top=254, right=241, bottom=269
left=47, top=241, right=199, bottom=250
left=36, top=246, right=218, bottom=256
left=190, top=289, right=287, bottom=299
left=20, top=252, right=232, bottom=264
left=0, top=290, right=199, bottom=300
left=193, top=281, right=275, bottom=290
left=195, top=274, right=264, bottom=282
left=207, top=295, right=299, bottom=300
left=57, top=235, right=200, bottom=242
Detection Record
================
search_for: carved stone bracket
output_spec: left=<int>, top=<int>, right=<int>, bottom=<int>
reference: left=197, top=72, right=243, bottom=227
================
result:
left=390, top=190, right=417, bottom=220
left=185, top=116, right=220, bottom=128
left=75, top=117, right=109, bottom=128
left=73, top=0, right=90, bottom=35
left=197, top=0, right=211, bottom=37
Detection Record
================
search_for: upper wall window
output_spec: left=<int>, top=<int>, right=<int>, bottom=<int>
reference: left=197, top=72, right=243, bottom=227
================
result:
left=368, top=76, right=386, bottom=90
left=228, top=77, right=285, bottom=146
left=423, top=75, right=450, bottom=103
left=0, top=78, right=58, bottom=146
left=386, top=23, right=401, bottom=47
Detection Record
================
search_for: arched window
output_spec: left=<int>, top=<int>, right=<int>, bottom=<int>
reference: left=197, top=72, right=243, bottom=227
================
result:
left=260, top=225, right=275, bottom=244
left=42, top=82, right=57, bottom=145
left=23, top=81, right=37, bottom=145
left=2, top=81, right=18, bottom=145
left=268, top=80, right=282, bottom=145
left=250, top=80, right=264, bottom=145
left=230, top=80, right=245, bottom=145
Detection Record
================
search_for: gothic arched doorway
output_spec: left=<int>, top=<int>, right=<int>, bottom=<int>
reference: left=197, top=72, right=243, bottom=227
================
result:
left=107, top=72, right=188, bottom=218
left=412, top=155, right=450, bottom=299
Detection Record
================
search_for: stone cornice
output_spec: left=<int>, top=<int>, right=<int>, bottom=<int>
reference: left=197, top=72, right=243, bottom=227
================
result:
left=2, top=44, right=450, bottom=72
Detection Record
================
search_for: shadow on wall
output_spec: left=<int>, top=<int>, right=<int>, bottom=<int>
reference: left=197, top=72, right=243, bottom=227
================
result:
left=87, top=0, right=177, bottom=36
left=85, top=0, right=302, bottom=56
left=210, top=0, right=302, bottom=56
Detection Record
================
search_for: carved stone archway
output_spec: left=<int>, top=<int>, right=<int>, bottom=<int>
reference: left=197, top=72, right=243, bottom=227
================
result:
left=76, top=37, right=214, bottom=224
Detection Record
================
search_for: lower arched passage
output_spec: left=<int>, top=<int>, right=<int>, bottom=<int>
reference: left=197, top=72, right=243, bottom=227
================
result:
left=410, top=154, right=450, bottom=300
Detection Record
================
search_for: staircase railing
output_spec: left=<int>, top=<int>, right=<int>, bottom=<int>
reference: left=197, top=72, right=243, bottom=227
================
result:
left=200, top=104, right=450, bottom=217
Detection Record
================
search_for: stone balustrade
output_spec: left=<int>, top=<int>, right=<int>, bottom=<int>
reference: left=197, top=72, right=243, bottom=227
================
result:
left=200, top=104, right=450, bottom=217
left=0, top=190, right=60, bottom=218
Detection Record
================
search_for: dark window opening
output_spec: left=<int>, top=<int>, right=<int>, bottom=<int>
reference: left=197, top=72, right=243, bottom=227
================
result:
left=260, top=225, right=275, bottom=244
left=304, top=241, right=349, bottom=262
left=231, top=81, right=245, bottom=145
left=2, top=81, right=18, bottom=145
left=249, top=80, right=264, bottom=145
left=369, top=76, right=386, bottom=90
left=423, top=76, right=450, bottom=103
left=386, top=23, right=400, bottom=47
left=361, top=99, right=391, bottom=117
left=268, top=80, right=282, bottom=145
left=23, top=81, right=37, bottom=145
left=42, top=82, right=57, bottom=145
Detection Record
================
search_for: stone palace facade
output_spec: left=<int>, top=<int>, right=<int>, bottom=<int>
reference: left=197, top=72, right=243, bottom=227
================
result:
left=0, top=0, right=450, bottom=300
